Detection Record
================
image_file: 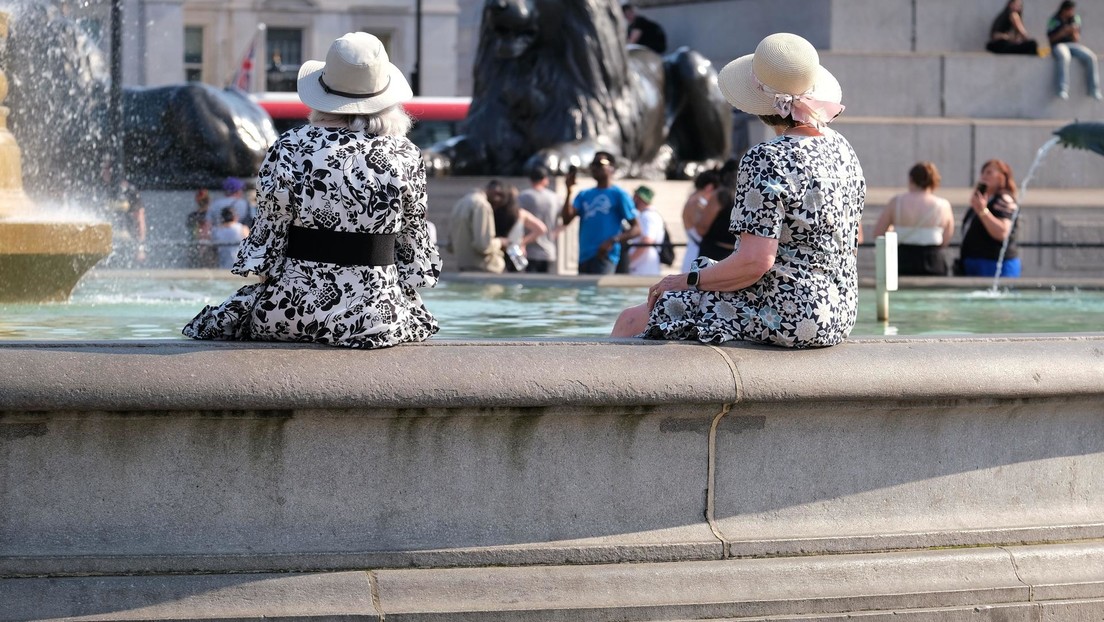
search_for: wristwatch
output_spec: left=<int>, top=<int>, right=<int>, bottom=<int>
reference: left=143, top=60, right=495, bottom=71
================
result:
left=686, top=269, right=700, bottom=292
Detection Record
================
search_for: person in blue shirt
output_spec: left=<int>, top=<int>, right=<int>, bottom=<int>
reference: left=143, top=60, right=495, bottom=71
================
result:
left=560, top=152, right=640, bottom=274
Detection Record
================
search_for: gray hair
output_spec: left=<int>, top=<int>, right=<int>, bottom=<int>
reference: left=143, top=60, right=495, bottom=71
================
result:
left=308, top=105, right=413, bottom=136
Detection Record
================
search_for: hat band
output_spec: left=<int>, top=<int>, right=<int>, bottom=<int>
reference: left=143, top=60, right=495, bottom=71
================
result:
left=318, top=74, right=391, bottom=99
left=754, top=73, right=844, bottom=129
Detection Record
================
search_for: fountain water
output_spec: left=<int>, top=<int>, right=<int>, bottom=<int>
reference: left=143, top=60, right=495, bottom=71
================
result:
left=989, top=136, right=1059, bottom=289
left=0, top=9, right=111, bottom=302
left=990, top=121, right=1104, bottom=290
left=0, top=0, right=276, bottom=298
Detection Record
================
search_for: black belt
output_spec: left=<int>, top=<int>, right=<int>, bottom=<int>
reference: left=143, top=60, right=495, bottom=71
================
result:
left=286, top=225, right=396, bottom=266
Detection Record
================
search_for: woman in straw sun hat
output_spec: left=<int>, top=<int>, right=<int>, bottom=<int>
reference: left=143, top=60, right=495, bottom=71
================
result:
left=612, top=33, right=866, bottom=347
left=184, top=32, right=441, bottom=348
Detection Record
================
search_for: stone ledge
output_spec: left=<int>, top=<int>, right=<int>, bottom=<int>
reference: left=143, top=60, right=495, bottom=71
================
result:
left=2, top=336, right=1103, bottom=411
left=3, top=336, right=1103, bottom=588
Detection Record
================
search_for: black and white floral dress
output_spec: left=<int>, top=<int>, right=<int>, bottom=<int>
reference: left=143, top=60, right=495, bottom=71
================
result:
left=183, top=126, right=441, bottom=348
left=642, top=128, right=865, bottom=348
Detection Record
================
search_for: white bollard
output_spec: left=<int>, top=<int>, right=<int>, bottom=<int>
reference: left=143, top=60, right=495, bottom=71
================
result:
left=875, top=232, right=898, bottom=322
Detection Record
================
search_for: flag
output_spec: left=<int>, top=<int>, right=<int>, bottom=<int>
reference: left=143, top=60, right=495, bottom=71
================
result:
left=229, top=24, right=266, bottom=92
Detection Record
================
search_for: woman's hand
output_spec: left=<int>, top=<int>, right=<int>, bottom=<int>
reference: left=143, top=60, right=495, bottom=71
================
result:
left=970, top=188, right=988, bottom=214
left=647, top=273, right=690, bottom=307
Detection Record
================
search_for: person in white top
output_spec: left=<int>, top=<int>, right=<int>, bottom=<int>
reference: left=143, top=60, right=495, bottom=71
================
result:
left=210, top=206, right=251, bottom=269
left=628, top=185, right=665, bottom=275
left=873, top=161, right=954, bottom=276
left=679, top=170, right=720, bottom=271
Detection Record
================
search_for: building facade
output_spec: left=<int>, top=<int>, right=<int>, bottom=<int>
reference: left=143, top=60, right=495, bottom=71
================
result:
left=69, top=0, right=464, bottom=96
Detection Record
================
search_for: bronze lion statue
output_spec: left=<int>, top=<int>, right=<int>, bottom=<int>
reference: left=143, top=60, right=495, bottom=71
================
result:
left=425, top=0, right=732, bottom=178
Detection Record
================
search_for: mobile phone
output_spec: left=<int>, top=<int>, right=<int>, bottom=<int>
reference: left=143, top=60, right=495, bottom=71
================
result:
left=975, top=182, right=988, bottom=194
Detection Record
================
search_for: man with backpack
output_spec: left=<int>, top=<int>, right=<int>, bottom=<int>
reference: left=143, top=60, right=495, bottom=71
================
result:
left=626, top=185, right=668, bottom=275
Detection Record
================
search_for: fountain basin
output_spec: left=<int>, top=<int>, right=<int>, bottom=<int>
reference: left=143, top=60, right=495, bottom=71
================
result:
left=2, top=270, right=1104, bottom=340
left=0, top=220, right=111, bottom=302
left=1, top=335, right=1103, bottom=619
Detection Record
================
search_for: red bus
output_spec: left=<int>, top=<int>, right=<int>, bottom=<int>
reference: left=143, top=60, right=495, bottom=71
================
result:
left=251, top=92, right=470, bottom=148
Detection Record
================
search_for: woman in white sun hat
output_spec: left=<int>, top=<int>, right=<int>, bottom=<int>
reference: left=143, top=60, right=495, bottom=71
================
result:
left=184, top=32, right=441, bottom=348
left=612, top=32, right=866, bottom=347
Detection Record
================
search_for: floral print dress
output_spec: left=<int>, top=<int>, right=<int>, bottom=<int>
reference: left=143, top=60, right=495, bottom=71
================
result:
left=183, top=126, right=441, bottom=348
left=642, top=128, right=865, bottom=348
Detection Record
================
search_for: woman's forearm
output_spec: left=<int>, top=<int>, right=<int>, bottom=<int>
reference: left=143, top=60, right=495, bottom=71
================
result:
left=1011, top=12, right=1029, bottom=37
left=696, top=234, right=776, bottom=291
left=519, top=210, right=547, bottom=247
left=700, top=252, right=774, bottom=291
left=977, top=207, right=1012, bottom=241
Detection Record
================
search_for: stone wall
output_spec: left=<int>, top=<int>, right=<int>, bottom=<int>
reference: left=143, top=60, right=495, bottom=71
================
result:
left=2, top=336, right=1104, bottom=618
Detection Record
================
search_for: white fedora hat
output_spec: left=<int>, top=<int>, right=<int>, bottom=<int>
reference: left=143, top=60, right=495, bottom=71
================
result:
left=717, top=33, right=842, bottom=121
left=297, top=32, right=412, bottom=115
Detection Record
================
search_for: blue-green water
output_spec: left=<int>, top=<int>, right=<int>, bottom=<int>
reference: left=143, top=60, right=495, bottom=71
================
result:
left=1, top=275, right=1102, bottom=341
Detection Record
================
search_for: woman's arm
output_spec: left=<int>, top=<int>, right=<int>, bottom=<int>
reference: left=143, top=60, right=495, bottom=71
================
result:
left=971, top=192, right=1014, bottom=242
left=1010, top=11, right=1030, bottom=38
left=645, top=232, right=776, bottom=306
left=236, top=138, right=295, bottom=278
left=940, top=200, right=955, bottom=247
left=698, top=233, right=777, bottom=291
left=560, top=169, right=578, bottom=225
left=682, top=188, right=712, bottom=234
left=872, top=196, right=896, bottom=237
left=518, top=209, right=548, bottom=249
left=396, top=157, right=442, bottom=288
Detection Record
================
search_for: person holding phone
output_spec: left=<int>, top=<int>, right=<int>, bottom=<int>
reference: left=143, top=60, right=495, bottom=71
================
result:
left=1047, top=0, right=1102, bottom=100
left=957, top=159, right=1021, bottom=277
left=561, top=153, right=640, bottom=275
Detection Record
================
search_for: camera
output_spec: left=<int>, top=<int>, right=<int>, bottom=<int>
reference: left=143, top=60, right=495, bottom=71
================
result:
left=975, top=182, right=988, bottom=194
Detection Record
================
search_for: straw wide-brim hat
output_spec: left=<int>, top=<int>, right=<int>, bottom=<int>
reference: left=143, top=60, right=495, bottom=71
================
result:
left=717, top=33, right=842, bottom=116
left=297, top=32, right=412, bottom=115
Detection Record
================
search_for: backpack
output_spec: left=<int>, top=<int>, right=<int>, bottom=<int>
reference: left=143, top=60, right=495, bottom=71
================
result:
left=658, top=225, right=675, bottom=266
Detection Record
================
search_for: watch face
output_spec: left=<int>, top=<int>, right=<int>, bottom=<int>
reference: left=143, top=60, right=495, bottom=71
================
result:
left=687, top=271, right=699, bottom=286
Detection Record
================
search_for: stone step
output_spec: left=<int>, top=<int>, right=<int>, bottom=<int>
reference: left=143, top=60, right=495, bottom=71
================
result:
left=829, top=0, right=1101, bottom=54
left=4, top=543, right=1104, bottom=621
left=827, top=115, right=1102, bottom=189
left=822, top=51, right=1103, bottom=120
left=653, top=0, right=1103, bottom=71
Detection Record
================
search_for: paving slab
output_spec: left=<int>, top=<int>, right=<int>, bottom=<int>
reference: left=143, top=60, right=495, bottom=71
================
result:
left=0, top=571, right=377, bottom=621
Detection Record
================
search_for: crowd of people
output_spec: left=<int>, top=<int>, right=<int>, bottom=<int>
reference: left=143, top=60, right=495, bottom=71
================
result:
left=175, top=12, right=1056, bottom=351
left=185, top=178, right=255, bottom=269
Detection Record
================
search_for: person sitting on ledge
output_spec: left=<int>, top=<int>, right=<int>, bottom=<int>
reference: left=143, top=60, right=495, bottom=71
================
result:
left=610, top=33, right=866, bottom=348
left=182, top=32, right=440, bottom=348
left=1046, top=0, right=1102, bottom=100
left=986, top=0, right=1040, bottom=56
